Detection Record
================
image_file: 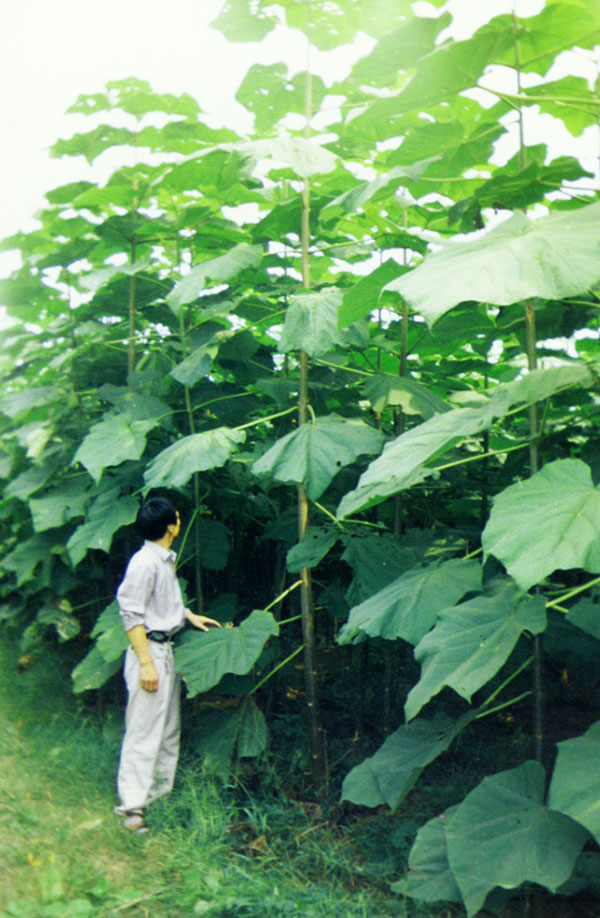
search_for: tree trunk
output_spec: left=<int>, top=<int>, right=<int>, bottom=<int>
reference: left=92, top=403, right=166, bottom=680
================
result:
left=297, top=55, right=327, bottom=794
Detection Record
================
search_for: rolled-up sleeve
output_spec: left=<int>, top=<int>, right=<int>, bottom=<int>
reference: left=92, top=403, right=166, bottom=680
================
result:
left=117, top=553, right=156, bottom=631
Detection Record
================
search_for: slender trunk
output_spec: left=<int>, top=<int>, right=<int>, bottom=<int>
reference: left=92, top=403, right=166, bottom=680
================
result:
left=297, top=51, right=327, bottom=794
left=127, top=238, right=137, bottom=380
left=384, top=299, right=410, bottom=733
left=176, top=235, right=203, bottom=612
left=514, top=7, right=544, bottom=770
left=354, top=643, right=369, bottom=740
left=480, top=370, right=490, bottom=534
left=525, top=302, right=544, bottom=764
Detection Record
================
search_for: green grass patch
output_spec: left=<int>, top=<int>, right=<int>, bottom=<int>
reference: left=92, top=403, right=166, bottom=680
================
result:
left=0, top=642, right=460, bottom=918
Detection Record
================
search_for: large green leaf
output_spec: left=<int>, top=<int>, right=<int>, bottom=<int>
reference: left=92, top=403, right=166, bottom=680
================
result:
left=2, top=533, right=57, bottom=586
left=91, top=601, right=130, bottom=663
left=342, top=534, right=415, bottom=604
left=338, top=400, right=500, bottom=518
left=339, top=558, right=481, bottom=646
left=210, top=1, right=278, bottom=42
left=192, top=697, right=268, bottom=769
left=79, top=259, right=150, bottom=293
left=144, top=427, right=246, bottom=490
left=278, top=289, right=348, bottom=358
left=96, top=384, right=172, bottom=425
left=566, top=597, right=600, bottom=641
left=348, top=18, right=514, bottom=138
left=341, top=714, right=470, bottom=811
left=482, top=459, right=600, bottom=592
left=496, top=0, right=600, bottom=75
left=404, top=807, right=462, bottom=905
left=4, top=460, right=72, bottom=501
left=338, top=260, right=407, bottom=328
left=362, top=374, right=449, bottom=418
left=548, top=721, right=600, bottom=843
left=338, top=364, right=592, bottom=518
left=72, top=647, right=123, bottom=694
left=0, top=385, right=62, bottom=419
left=236, top=63, right=326, bottom=133
left=253, top=415, right=384, bottom=502
left=166, top=244, right=263, bottom=314
left=388, top=200, right=600, bottom=326
left=197, top=519, right=231, bottom=571
left=519, top=76, right=600, bottom=136
left=170, top=341, right=219, bottom=387
left=36, top=599, right=80, bottom=642
left=67, top=489, right=138, bottom=566
left=237, top=696, right=268, bottom=757
left=174, top=610, right=279, bottom=697
left=320, top=162, right=440, bottom=224
left=72, top=413, right=158, bottom=483
left=351, top=12, right=452, bottom=87
left=405, top=583, right=546, bottom=721
left=286, top=527, right=338, bottom=573
left=238, top=137, right=338, bottom=178
left=342, top=530, right=467, bottom=605
left=213, top=0, right=431, bottom=50
left=446, top=761, right=589, bottom=917
left=29, top=480, right=89, bottom=533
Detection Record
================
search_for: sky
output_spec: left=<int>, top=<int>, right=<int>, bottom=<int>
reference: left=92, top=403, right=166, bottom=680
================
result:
left=0, top=0, right=598, bottom=279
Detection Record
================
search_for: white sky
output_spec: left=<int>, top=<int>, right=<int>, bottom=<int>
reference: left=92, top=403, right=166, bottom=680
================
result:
left=0, top=0, right=598, bottom=272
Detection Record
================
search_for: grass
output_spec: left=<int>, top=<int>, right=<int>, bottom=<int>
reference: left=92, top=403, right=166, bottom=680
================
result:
left=0, top=641, right=462, bottom=918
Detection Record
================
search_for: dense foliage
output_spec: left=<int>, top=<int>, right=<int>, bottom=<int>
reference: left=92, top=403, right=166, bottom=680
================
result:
left=2, top=0, right=600, bottom=912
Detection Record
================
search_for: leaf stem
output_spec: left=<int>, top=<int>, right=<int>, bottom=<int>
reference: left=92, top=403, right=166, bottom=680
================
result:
left=477, top=654, right=534, bottom=712
left=431, top=440, right=531, bottom=473
left=475, top=691, right=532, bottom=720
left=262, top=579, right=303, bottom=613
left=176, top=507, right=199, bottom=572
left=278, top=614, right=302, bottom=626
left=249, top=644, right=304, bottom=696
left=546, top=575, right=600, bottom=610
left=313, top=501, right=341, bottom=525
left=235, top=406, right=296, bottom=431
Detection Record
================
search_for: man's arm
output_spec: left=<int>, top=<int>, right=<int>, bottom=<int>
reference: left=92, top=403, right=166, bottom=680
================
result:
left=126, top=624, right=159, bottom=692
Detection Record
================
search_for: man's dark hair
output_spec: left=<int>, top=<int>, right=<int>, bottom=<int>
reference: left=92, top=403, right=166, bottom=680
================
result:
left=137, top=497, right=177, bottom=541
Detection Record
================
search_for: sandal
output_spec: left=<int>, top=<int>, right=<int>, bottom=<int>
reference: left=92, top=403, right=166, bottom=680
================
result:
left=122, top=809, right=149, bottom=834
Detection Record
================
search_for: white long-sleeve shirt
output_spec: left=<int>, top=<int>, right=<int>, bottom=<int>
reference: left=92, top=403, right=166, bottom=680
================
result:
left=116, top=540, right=189, bottom=634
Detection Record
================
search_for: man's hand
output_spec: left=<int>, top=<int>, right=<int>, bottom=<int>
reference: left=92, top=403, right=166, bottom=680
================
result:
left=187, top=613, right=222, bottom=632
left=126, top=625, right=159, bottom=692
left=140, top=659, right=159, bottom=692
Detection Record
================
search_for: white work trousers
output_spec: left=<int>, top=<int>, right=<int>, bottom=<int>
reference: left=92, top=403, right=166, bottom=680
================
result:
left=117, top=642, right=181, bottom=812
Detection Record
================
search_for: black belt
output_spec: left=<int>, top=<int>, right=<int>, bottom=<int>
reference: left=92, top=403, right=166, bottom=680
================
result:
left=146, top=630, right=172, bottom=644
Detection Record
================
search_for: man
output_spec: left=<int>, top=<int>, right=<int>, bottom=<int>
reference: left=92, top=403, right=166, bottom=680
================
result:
left=115, top=496, right=220, bottom=832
